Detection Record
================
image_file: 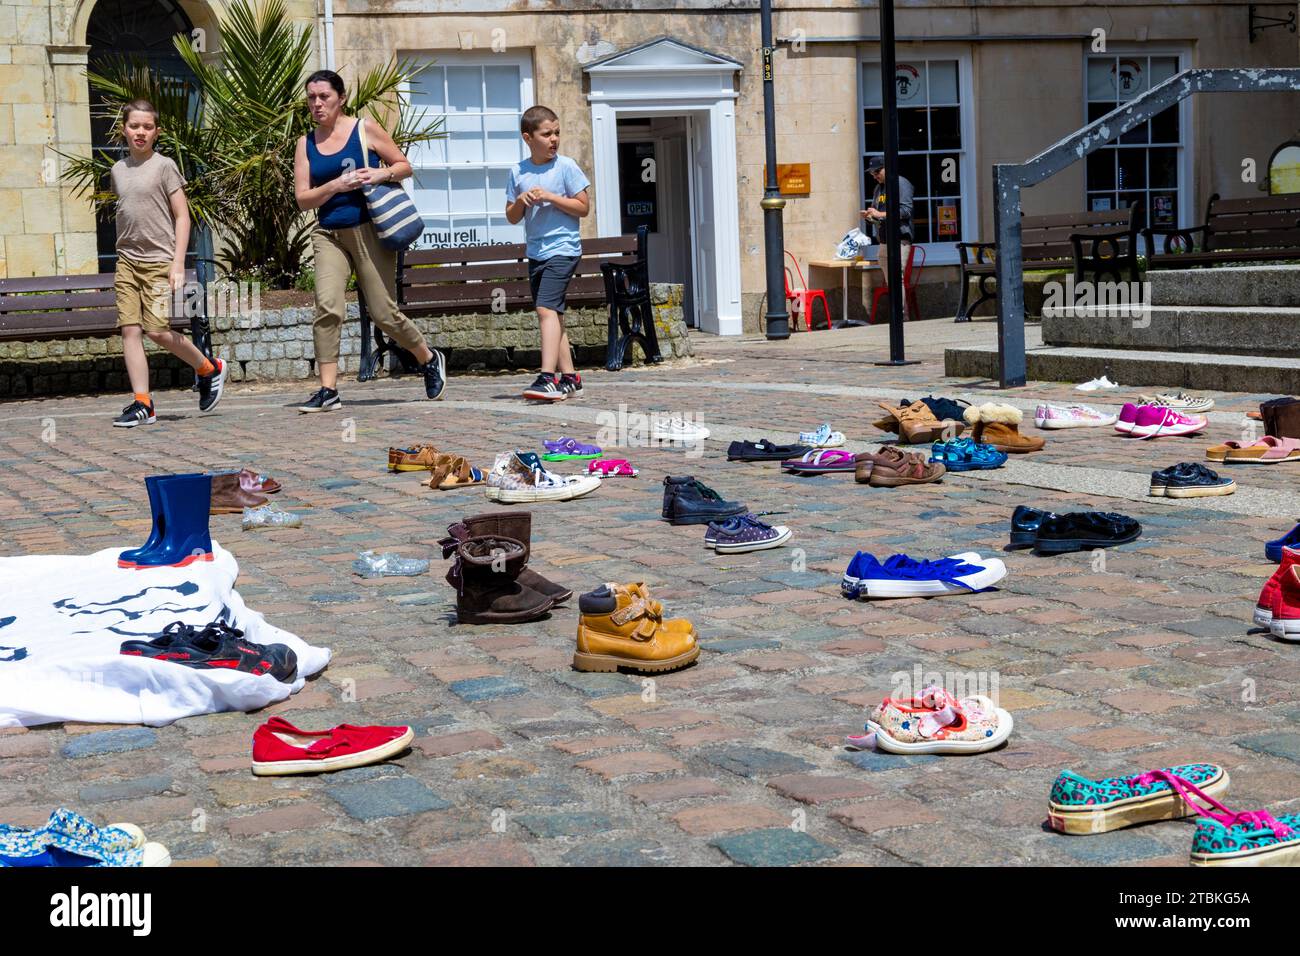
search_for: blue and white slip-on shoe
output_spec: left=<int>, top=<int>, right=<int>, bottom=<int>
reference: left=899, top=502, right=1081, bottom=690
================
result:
left=849, top=552, right=1006, bottom=599
left=842, top=551, right=984, bottom=597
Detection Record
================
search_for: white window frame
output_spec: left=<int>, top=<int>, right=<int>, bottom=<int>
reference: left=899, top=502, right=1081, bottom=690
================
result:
left=399, top=49, right=535, bottom=248
left=858, top=44, right=976, bottom=267
left=1081, top=44, right=1194, bottom=238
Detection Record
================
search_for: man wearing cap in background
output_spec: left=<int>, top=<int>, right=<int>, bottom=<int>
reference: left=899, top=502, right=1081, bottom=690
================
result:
left=862, top=156, right=914, bottom=319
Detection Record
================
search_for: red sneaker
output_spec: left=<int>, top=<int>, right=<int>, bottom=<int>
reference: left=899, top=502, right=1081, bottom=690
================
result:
left=251, top=716, right=414, bottom=776
left=1256, top=546, right=1300, bottom=627
left=1269, top=563, right=1300, bottom=641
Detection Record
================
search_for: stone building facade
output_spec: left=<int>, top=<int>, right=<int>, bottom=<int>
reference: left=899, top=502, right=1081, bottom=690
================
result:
left=3, top=0, right=1298, bottom=334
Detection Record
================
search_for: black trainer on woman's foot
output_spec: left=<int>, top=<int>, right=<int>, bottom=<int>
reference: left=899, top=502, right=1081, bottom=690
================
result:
left=299, top=387, right=341, bottom=413
left=523, top=373, right=565, bottom=402
left=113, top=400, right=156, bottom=428
left=423, top=349, right=447, bottom=400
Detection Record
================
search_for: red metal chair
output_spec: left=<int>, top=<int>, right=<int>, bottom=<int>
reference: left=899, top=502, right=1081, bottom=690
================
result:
left=784, top=252, right=832, bottom=331
left=870, top=244, right=926, bottom=324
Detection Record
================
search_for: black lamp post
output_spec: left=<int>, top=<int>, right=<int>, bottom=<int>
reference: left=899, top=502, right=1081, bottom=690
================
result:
left=760, top=0, right=789, bottom=340
left=872, top=0, right=919, bottom=366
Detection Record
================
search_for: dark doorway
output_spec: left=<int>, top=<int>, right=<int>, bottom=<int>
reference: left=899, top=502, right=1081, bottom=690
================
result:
left=86, top=0, right=196, bottom=271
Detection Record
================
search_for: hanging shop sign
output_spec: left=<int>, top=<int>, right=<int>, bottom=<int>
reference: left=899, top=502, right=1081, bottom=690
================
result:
left=763, top=163, right=811, bottom=196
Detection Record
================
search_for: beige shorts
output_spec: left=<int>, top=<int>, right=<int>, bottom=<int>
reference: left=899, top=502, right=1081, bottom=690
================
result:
left=115, top=256, right=174, bottom=332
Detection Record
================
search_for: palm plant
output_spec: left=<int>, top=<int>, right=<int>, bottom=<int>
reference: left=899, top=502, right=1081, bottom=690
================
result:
left=62, top=0, right=442, bottom=287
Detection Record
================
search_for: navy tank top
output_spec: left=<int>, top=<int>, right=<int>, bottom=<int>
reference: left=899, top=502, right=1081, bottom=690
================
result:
left=306, top=119, right=380, bottom=229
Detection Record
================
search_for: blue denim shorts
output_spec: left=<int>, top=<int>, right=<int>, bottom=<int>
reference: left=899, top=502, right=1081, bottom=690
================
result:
left=528, top=255, right=581, bottom=314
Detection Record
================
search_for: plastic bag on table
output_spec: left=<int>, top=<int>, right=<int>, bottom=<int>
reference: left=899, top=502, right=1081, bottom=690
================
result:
left=352, top=551, right=430, bottom=578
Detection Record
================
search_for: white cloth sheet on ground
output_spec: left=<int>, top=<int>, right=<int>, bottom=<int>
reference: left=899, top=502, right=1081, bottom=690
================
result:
left=0, top=542, right=330, bottom=728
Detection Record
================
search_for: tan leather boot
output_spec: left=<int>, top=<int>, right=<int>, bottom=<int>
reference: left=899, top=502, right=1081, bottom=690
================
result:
left=210, top=474, right=268, bottom=514
left=894, top=400, right=963, bottom=444
left=964, top=403, right=1045, bottom=453
left=574, top=584, right=699, bottom=673
left=621, top=583, right=696, bottom=634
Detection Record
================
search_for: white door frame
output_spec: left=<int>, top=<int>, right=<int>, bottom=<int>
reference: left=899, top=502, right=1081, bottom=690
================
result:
left=585, top=40, right=743, bottom=335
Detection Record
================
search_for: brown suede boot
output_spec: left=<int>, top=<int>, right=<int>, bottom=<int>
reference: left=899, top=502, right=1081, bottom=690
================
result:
left=964, top=403, right=1045, bottom=453
left=451, top=535, right=554, bottom=624
left=210, top=473, right=268, bottom=514
left=440, top=512, right=572, bottom=604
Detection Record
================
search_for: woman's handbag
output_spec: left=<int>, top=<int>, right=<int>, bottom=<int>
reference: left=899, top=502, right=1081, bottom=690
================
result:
left=356, top=117, right=424, bottom=251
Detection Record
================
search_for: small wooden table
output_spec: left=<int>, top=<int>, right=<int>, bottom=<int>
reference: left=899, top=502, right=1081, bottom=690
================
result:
left=807, top=258, right=876, bottom=326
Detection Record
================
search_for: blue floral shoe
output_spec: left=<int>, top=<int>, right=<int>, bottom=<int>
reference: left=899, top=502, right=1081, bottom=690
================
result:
left=930, top=437, right=1008, bottom=472
left=1047, top=763, right=1228, bottom=835
left=0, top=809, right=169, bottom=867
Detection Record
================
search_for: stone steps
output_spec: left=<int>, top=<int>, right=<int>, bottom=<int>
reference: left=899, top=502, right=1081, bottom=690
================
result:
left=1146, top=264, right=1300, bottom=307
left=944, top=342, right=1300, bottom=394
left=1042, top=304, right=1300, bottom=356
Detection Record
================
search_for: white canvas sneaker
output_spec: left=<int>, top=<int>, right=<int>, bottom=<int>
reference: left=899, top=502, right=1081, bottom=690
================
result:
left=1033, top=403, right=1119, bottom=429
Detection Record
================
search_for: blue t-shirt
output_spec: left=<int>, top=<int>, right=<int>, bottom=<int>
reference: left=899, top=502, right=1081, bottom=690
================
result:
left=506, top=155, right=590, bottom=260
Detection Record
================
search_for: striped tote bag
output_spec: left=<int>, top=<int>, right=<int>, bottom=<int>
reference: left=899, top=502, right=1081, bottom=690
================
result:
left=357, top=118, right=424, bottom=251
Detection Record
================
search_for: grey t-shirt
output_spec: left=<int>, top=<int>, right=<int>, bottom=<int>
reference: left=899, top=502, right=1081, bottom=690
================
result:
left=869, top=175, right=914, bottom=243
left=111, top=152, right=186, bottom=262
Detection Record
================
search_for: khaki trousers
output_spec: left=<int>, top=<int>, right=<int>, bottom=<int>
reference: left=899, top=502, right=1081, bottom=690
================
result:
left=876, top=239, right=913, bottom=320
left=311, top=223, right=426, bottom=364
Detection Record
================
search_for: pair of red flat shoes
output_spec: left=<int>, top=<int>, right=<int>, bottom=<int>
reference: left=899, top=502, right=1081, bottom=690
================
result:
left=251, top=717, right=413, bottom=776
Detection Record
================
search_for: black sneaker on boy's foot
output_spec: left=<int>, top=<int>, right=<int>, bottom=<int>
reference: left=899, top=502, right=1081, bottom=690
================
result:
left=298, top=387, right=341, bottom=413
left=113, top=400, right=156, bottom=428
left=523, top=373, right=565, bottom=402
left=423, top=349, right=447, bottom=400
left=560, top=373, right=584, bottom=399
left=197, top=358, right=228, bottom=413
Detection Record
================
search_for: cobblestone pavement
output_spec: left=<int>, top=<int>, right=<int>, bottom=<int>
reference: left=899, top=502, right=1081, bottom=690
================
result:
left=2, top=323, right=1298, bottom=867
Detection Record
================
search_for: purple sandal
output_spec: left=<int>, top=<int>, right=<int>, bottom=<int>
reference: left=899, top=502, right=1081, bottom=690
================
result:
left=542, top=437, right=602, bottom=461
left=781, top=448, right=857, bottom=474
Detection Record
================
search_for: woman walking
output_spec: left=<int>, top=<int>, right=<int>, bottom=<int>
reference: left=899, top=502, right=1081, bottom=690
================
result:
left=293, top=69, right=445, bottom=411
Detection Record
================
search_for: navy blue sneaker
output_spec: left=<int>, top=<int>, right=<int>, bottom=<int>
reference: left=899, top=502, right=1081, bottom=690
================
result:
left=1161, top=462, right=1235, bottom=499
left=662, top=477, right=746, bottom=525
left=1267, top=523, right=1300, bottom=563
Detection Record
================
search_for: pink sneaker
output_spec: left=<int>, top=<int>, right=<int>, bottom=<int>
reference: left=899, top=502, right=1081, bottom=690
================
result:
left=1114, top=402, right=1141, bottom=434
left=1128, top=405, right=1207, bottom=439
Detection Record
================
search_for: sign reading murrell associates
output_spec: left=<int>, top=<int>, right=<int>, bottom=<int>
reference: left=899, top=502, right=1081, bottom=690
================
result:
left=414, top=225, right=524, bottom=250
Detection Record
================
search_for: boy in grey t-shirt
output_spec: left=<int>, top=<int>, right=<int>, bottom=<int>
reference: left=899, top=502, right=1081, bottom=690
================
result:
left=109, top=99, right=227, bottom=427
left=505, top=105, right=591, bottom=402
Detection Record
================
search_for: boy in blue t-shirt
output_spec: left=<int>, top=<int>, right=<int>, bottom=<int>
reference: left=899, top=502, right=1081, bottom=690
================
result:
left=506, top=105, right=591, bottom=402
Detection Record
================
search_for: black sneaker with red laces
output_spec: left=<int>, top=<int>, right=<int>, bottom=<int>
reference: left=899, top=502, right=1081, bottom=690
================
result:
left=120, top=620, right=297, bottom=682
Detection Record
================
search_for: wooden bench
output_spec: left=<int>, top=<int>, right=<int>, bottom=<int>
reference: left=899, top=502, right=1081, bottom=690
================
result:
left=954, top=209, right=1140, bottom=322
left=1143, top=193, right=1300, bottom=268
left=0, top=268, right=209, bottom=351
left=358, top=229, right=656, bottom=379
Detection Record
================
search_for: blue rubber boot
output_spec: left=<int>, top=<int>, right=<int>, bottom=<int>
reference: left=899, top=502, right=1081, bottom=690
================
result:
left=130, top=473, right=213, bottom=569
left=118, top=475, right=166, bottom=568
